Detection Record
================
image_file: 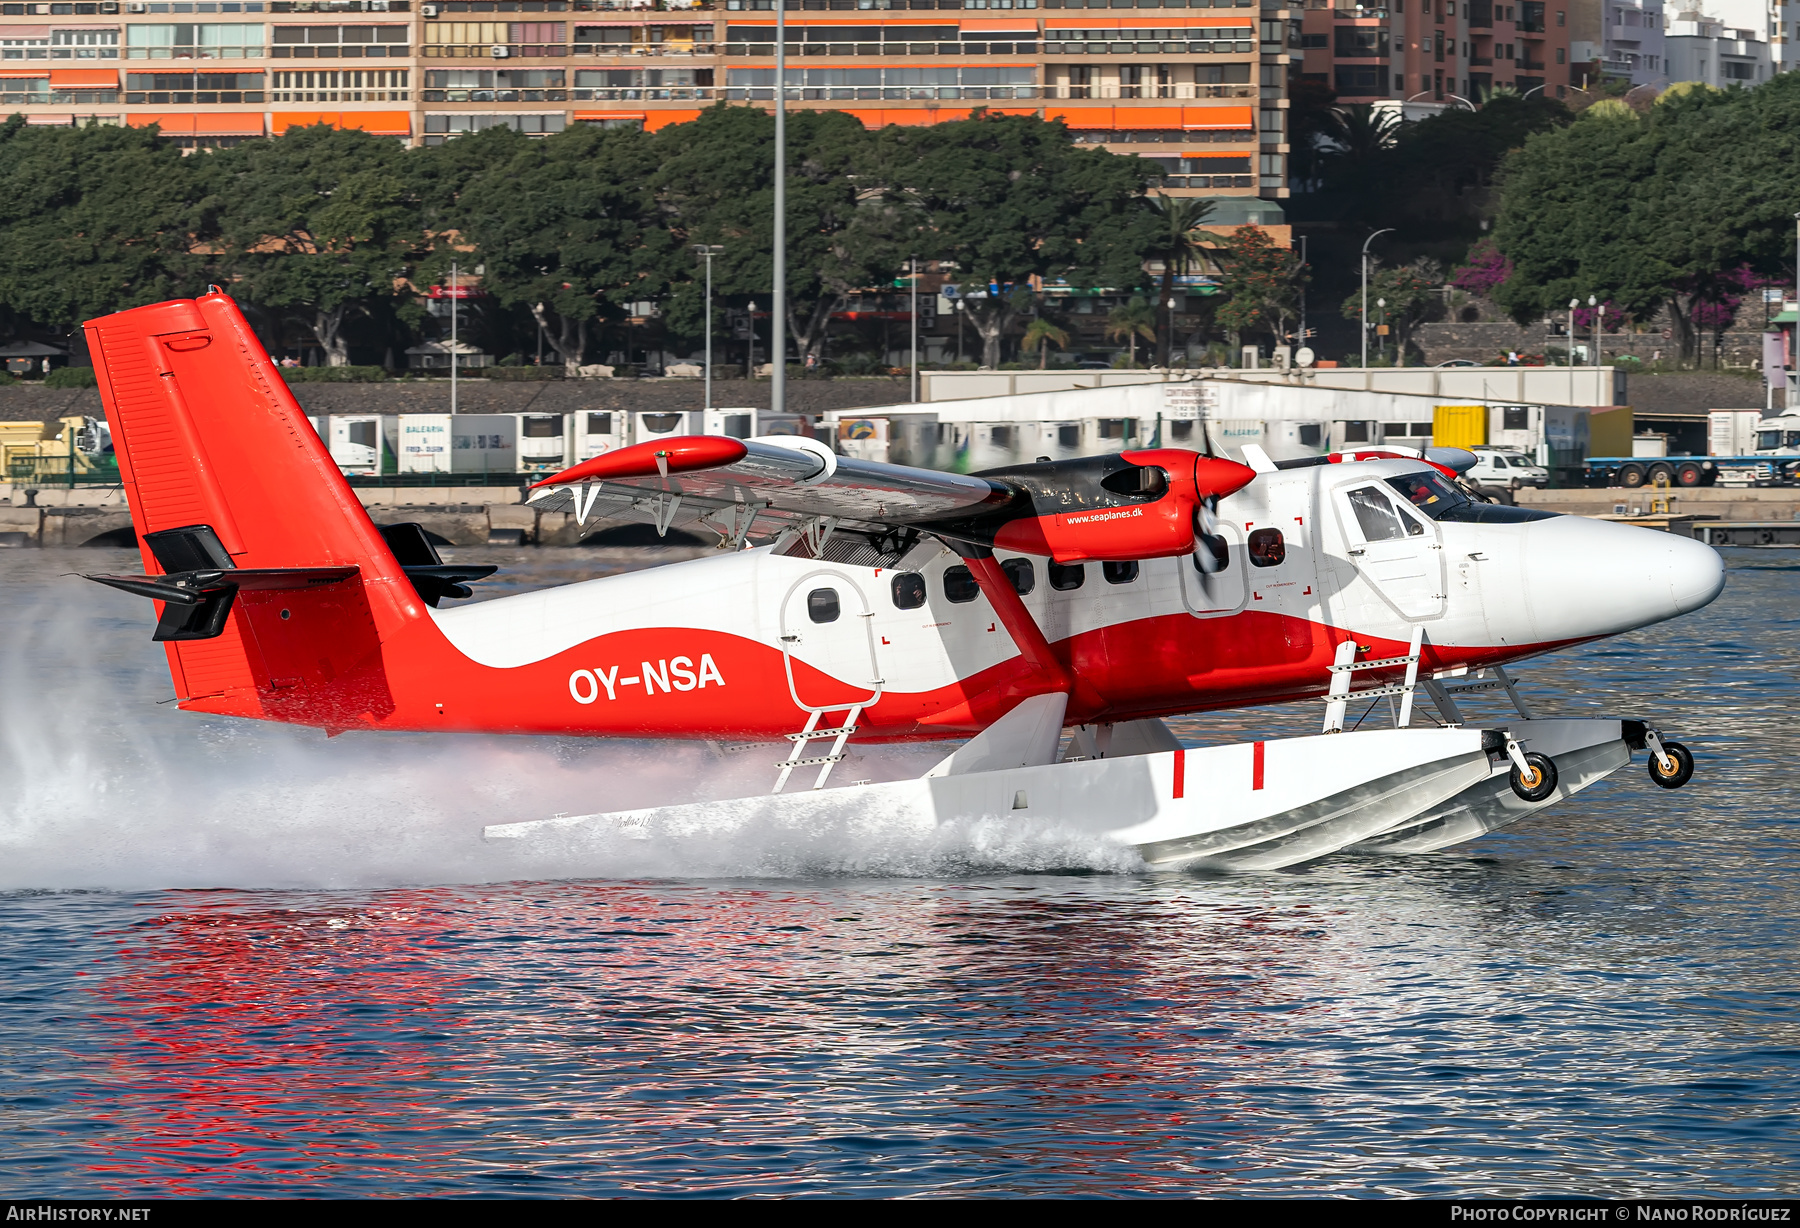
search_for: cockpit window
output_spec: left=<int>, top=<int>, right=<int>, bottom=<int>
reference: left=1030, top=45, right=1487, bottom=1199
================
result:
left=1384, top=471, right=1560, bottom=523
left=1346, top=486, right=1421, bottom=541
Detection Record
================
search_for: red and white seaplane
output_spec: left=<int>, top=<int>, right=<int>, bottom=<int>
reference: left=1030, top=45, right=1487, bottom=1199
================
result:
left=82, top=292, right=1724, bottom=871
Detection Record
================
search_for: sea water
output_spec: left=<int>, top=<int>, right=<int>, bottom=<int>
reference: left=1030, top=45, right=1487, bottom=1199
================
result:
left=1, top=545, right=1796, bottom=1197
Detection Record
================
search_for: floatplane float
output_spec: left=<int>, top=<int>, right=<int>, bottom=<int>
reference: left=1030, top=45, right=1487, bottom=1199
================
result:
left=81, top=293, right=1724, bottom=871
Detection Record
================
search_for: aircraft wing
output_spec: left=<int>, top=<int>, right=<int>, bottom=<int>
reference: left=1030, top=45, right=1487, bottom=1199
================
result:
left=525, top=435, right=1016, bottom=565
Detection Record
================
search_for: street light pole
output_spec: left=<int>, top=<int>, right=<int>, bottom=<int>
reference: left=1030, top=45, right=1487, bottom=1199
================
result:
left=693, top=244, right=722, bottom=411
left=771, top=0, right=787, bottom=417
left=1568, top=296, right=1578, bottom=405
left=910, top=254, right=920, bottom=402
left=1361, top=228, right=1394, bottom=369
left=449, top=260, right=458, bottom=416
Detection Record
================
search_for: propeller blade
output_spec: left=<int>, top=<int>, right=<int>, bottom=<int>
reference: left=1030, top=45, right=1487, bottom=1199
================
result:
left=1193, top=496, right=1225, bottom=575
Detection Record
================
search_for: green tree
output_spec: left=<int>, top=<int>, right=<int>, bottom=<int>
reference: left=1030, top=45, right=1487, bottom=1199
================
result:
left=1105, top=296, right=1156, bottom=367
left=205, top=124, right=425, bottom=365
left=875, top=111, right=1155, bottom=368
left=1140, top=193, right=1217, bottom=366
left=452, top=122, right=672, bottom=372
left=1484, top=84, right=1769, bottom=364
left=1215, top=225, right=1304, bottom=354
left=651, top=105, right=899, bottom=367
left=1341, top=258, right=1444, bottom=365
left=0, top=119, right=207, bottom=336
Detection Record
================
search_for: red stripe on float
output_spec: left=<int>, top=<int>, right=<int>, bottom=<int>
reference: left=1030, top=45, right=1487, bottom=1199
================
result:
left=1252, top=740, right=1265, bottom=791
left=1173, top=748, right=1185, bottom=799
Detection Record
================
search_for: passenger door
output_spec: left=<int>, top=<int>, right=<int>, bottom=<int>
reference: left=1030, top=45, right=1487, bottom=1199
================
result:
left=778, top=571, right=885, bottom=711
left=1330, top=481, right=1446, bottom=620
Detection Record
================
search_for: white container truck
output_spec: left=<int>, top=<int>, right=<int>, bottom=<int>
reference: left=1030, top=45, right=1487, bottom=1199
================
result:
left=325, top=414, right=395, bottom=476
left=397, top=414, right=452, bottom=474
left=573, top=411, right=625, bottom=462
left=517, top=413, right=569, bottom=474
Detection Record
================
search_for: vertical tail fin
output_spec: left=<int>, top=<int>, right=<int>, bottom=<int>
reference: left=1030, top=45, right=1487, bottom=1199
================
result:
left=86, top=291, right=423, bottom=722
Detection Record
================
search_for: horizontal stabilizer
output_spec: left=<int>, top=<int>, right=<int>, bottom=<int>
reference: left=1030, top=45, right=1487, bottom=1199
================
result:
left=84, top=566, right=359, bottom=641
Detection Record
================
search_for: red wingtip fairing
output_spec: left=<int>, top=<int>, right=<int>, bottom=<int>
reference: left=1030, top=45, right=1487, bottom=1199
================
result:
left=531, top=435, right=749, bottom=490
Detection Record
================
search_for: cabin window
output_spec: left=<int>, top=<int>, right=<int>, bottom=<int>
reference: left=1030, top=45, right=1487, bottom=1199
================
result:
left=1002, top=558, right=1035, bottom=596
left=1102, top=561, right=1139, bottom=584
left=1347, top=486, right=1421, bottom=540
left=807, top=588, right=840, bottom=623
left=1248, top=527, right=1286, bottom=567
left=891, top=572, right=927, bottom=610
left=1049, top=562, right=1085, bottom=591
left=943, top=565, right=980, bottom=603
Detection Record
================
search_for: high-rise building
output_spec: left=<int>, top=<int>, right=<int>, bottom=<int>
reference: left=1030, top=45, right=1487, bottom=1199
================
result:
left=0, top=0, right=1295, bottom=209
left=1296, top=0, right=1577, bottom=105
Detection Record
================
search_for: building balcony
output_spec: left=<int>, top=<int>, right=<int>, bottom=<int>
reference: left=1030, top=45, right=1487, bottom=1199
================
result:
left=1045, top=83, right=1256, bottom=98
left=571, top=42, right=716, bottom=54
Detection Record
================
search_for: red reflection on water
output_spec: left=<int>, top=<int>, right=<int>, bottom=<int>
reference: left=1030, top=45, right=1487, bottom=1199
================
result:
left=81, top=890, right=472, bottom=1196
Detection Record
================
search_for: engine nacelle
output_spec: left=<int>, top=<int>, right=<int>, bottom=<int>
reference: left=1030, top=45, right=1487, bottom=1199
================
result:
left=990, top=449, right=1257, bottom=564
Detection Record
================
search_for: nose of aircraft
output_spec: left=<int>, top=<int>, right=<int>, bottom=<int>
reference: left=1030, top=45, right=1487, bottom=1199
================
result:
left=1517, top=516, right=1726, bottom=641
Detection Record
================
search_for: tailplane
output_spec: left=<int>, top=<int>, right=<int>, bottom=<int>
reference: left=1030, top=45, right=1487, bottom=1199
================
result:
left=83, top=292, right=423, bottom=724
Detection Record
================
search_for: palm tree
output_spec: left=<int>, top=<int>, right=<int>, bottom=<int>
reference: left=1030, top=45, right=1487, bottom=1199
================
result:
left=1320, top=103, right=1401, bottom=178
left=1105, top=297, right=1158, bottom=368
left=1022, top=316, right=1070, bottom=369
left=1142, top=193, right=1217, bottom=366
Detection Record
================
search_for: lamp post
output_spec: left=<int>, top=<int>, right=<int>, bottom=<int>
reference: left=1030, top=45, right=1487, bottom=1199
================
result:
left=747, top=300, right=757, bottom=378
left=1568, top=296, right=1578, bottom=405
left=909, top=254, right=920, bottom=403
left=771, top=0, right=787, bottom=416
left=1595, top=299, right=1606, bottom=371
left=693, top=243, right=723, bottom=411
left=1361, top=228, right=1394, bottom=369
left=448, top=260, right=459, bottom=416
left=1377, top=296, right=1387, bottom=363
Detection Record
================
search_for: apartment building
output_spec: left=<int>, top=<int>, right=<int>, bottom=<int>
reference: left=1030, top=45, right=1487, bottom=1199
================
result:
left=1296, top=0, right=1576, bottom=105
left=1664, top=7, right=1771, bottom=82
left=1585, top=0, right=1663, bottom=86
left=0, top=0, right=1297, bottom=205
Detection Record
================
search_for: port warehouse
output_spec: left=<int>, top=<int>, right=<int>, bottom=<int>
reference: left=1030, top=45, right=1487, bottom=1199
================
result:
left=226, top=372, right=1630, bottom=480
left=0, top=365, right=1678, bottom=485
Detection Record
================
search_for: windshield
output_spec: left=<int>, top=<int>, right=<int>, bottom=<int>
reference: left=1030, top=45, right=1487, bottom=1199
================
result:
left=1385, top=471, right=1559, bottom=523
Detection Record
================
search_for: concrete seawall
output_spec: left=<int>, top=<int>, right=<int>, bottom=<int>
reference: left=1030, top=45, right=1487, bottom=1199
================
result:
left=1517, top=487, right=1800, bottom=522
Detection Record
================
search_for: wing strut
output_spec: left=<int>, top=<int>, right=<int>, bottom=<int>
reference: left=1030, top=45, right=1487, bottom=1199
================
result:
left=946, top=541, right=1105, bottom=716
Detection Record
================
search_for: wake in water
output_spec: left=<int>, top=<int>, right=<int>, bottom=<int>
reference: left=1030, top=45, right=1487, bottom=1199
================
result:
left=0, top=553, right=1142, bottom=891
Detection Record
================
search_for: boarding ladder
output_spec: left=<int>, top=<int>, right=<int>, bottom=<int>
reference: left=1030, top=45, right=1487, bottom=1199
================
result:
left=772, top=706, right=865, bottom=794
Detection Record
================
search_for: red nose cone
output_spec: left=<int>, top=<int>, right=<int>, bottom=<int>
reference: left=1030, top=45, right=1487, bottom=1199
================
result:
left=1193, top=456, right=1259, bottom=499
left=530, top=435, right=748, bottom=489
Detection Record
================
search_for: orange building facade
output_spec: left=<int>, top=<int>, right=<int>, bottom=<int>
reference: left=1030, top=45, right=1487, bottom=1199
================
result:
left=0, top=0, right=1296, bottom=204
